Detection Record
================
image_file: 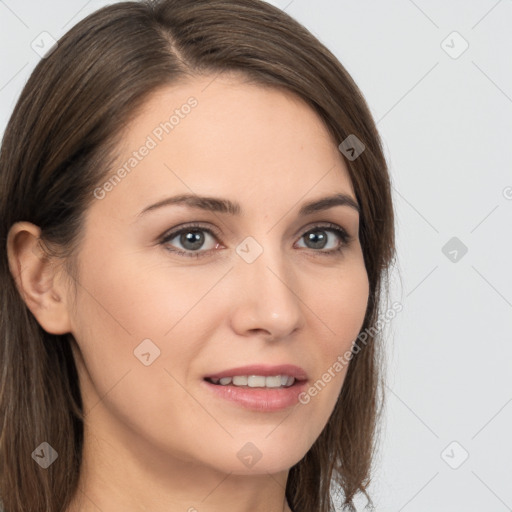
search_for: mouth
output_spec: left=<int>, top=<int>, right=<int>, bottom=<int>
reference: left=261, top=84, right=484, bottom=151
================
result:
left=205, top=375, right=299, bottom=389
left=202, top=364, right=309, bottom=412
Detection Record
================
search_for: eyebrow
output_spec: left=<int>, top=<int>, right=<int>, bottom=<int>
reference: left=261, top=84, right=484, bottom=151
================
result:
left=138, top=192, right=360, bottom=218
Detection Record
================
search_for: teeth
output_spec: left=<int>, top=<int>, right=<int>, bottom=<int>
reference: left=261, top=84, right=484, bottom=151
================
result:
left=209, top=375, right=296, bottom=388
left=265, top=376, right=282, bottom=388
left=233, top=375, right=248, bottom=386
left=247, top=375, right=266, bottom=387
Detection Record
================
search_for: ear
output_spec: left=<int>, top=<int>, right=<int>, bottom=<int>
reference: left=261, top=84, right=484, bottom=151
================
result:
left=6, top=221, right=73, bottom=335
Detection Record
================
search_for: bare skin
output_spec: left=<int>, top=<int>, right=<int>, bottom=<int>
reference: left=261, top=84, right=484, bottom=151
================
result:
left=7, top=73, right=369, bottom=512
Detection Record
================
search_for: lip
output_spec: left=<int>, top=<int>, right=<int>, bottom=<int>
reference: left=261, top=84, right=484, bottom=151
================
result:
left=203, top=364, right=309, bottom=381
left=202, top=364, right=309, bottom=412
left=202, top=378, right=308, bottom=412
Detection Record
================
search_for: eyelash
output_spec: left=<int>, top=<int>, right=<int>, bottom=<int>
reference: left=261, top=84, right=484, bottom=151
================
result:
left=159, top=222, right=353, bottom=259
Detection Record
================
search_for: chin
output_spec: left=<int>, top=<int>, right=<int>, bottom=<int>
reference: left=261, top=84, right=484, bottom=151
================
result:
left=202, top=436, right=313, bottom=476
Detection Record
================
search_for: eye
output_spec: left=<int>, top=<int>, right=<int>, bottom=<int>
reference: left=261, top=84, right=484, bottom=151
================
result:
left=159, top=222, right=352, bottom=258
left=160, top=223, right=221, bottom=258
left=295, top=223, right=351, bottom=255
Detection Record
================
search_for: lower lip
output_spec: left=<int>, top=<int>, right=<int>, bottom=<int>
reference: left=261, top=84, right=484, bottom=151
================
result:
left=202, top=379, right=308, bottom=412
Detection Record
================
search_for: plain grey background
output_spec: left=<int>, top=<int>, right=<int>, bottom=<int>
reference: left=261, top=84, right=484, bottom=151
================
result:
left=1, top=1, right=511, bottom=511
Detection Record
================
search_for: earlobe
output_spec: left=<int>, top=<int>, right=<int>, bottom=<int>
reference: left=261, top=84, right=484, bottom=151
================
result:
left=6, top=221, right=73, bottom=335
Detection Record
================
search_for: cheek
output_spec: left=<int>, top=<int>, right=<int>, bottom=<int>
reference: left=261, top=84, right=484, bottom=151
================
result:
left=69, top=254, right=223, bottom=459
left=70, top=248, right=228, bottom=401
left=73, top=246, right=203, bottom=343
left=302, top=260, right=369, bottom=404
left=315, top=259, right=369, bottom=350
left=68, top=248, right=178, bottom=399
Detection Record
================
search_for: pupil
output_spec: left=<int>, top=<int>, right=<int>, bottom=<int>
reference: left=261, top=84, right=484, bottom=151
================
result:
left=306, top=230, right=327, bottom=249
left=181, top=231, right=204, bottom=250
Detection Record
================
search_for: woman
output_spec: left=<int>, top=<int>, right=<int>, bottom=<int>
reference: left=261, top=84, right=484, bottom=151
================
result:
left=0, top=1, right=395, bottom=511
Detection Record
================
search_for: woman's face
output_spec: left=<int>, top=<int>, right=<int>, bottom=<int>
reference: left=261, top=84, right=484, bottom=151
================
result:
left=66, top=74, right=369, bottom=476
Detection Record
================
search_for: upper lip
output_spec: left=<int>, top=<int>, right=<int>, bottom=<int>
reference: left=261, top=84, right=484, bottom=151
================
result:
left=204, top=364, right=308, bottom=381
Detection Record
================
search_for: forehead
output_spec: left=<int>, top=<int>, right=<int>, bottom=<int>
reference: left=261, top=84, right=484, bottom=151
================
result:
left=91, top=74, right=355, bottom=222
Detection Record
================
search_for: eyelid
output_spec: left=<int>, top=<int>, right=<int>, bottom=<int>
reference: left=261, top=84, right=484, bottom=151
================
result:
left=159, top=222, right=222, bottom=244
left=303, top=222, right=352, bottom=243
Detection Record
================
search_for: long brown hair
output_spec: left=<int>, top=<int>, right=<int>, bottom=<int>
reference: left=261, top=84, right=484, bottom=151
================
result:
left=0, top=1, right=395, bottom=510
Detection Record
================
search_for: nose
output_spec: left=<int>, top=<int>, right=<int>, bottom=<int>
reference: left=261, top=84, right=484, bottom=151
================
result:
left=228, top=244, right=305, bottom=341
